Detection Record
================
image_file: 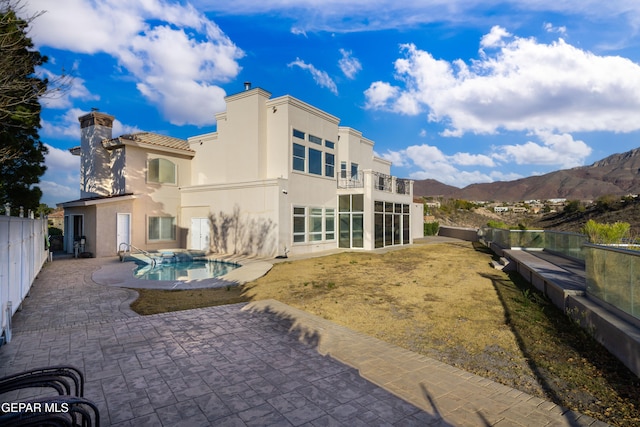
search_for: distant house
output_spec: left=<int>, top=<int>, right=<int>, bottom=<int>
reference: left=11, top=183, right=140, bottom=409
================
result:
left=494, top=206, right=510, bottom=213
left=59, top=86, right=422, bottom=257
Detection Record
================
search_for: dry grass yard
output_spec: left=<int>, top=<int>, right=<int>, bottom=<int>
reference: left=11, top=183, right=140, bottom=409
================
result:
left=131, top=241, right=639, bottom=426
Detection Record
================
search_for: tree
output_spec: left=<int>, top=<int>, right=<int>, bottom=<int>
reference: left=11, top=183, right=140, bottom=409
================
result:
left=0, top=0, right=48, bottom=212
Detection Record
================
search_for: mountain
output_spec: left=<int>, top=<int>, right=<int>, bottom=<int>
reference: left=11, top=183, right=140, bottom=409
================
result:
left=413, top=147, right=640, bottom=202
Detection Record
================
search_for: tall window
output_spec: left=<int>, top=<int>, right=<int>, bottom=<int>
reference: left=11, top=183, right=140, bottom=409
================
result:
left=293, top=143, right=305, bottom=172
left=308, top=148, right=322, bottom=175
left=308, top=208, right=323, bottom=241
left=350, top=162, right=358, bottom=178
left=338, top=194, right=363, bottom=248
left=325, top=153, right=335, bottom=177
left=148, top=216, right=176, bottom=241
left=293, top=207, right=306, bottom=242
left=340, top=161, right=347, bottom=178
left=325, top=208, right=335, bottom=240
left=148, top=158, right=176, bottom=184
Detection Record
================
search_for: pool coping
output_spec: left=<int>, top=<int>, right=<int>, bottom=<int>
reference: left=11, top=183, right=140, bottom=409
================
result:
left=92, top=255, right=273, bottom=290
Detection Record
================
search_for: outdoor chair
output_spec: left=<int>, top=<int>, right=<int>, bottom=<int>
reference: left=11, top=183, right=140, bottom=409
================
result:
left=0, top=366, right=99, bottom=427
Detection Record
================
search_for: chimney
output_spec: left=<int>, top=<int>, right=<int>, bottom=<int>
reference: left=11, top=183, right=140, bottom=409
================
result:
left=244, top=81, right=251, bottom=91
left=78, top=111, right=115, bottom=198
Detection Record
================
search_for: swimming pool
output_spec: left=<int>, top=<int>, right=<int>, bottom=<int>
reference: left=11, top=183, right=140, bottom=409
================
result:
left=134, top=259, right=239, bottom=281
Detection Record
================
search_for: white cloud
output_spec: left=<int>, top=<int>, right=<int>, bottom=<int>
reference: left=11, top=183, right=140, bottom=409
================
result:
left=191, top=0, right=640, bottom=35
left=288, top=58, right=338, bottom=94
left=40, top=144, right=81, bottom=206
left=41, top=109, right=143, bottom=141
left=24, top=0, right=244, bottom=126
left=44, top=144, right=79, bottom=169
left=365, top=32, right=640, bottom=136
left=480, top=25, right=512, bottom=48
left=544, top=22, right=567, bottom=35
left=338, top=49, right=362, bottom=79
left=39, top=69, right=99, bottom=109
left=494, top=131, right=592, bottom=168
left=364, top=81, right=400, bottom=110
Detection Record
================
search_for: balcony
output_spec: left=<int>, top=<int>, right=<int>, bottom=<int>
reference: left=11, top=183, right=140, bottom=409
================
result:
left=338, top=170, right=412, bottom=196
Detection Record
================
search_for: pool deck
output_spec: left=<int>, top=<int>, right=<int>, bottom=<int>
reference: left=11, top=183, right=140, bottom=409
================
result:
left=0, top=239, right=608, bottom=426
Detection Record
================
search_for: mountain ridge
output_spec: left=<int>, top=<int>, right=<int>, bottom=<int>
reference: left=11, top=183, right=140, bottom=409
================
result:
left=412, top=147, right=640, bottom=202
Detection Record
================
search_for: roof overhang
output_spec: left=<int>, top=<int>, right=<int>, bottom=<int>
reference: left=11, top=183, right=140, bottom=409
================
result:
left=58, top=194, right=137, bottom=208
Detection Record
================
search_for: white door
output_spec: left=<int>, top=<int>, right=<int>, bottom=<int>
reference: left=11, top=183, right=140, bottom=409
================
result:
left=190, top=218, right=211, bottom=251
left=116, top=213, right=131, bottom=253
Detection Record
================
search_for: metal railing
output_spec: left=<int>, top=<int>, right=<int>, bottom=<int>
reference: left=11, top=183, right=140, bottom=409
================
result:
left=372, top=171, right=392, bottom=192
left=337, top=171, right=364, bottom=188
left=118, top=242, right=159, bottom=266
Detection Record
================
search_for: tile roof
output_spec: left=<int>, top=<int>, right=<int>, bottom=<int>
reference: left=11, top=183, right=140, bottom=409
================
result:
left=105, top=132, right=194, bottom=153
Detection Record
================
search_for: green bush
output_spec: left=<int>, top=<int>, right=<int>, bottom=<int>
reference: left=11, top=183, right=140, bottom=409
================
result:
left=424, top=222, right=439, bottom=236
left=48, top=227, right=63, bottom=236
left=581, top=219, right=630, bottom=244
left=487, top=220, right=510, bottom=229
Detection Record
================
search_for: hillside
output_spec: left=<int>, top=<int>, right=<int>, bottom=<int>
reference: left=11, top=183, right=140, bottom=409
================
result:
left=414, top=147, right=640, bottom=201
left=431, top=198, right=640, bottom=237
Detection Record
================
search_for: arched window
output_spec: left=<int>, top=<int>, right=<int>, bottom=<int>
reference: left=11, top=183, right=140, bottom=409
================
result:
left=148, top=158, right=176, bottom=184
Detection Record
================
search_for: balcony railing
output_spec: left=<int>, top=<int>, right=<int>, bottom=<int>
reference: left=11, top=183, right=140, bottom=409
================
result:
left=338, top=171, right=363, bottom=188
left=396, top=178, right=411, bottom=195
left=372, top=171, right=392, bottom=192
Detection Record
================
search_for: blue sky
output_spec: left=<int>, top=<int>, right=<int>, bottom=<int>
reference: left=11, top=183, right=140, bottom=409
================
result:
left=20, top=0, right=640, bottom=206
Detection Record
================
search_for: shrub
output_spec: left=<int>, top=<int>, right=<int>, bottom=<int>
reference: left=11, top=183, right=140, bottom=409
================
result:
left=424, top=222, right=439, bottom=236
left=48, top=227, right=63, bottom=236
left=487, top=220, right=510, bottom=229
left=581, top=219, right=630, bottom=244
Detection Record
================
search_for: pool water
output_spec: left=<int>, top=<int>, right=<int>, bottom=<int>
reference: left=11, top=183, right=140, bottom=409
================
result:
left=134, top=260, right=239, bottom=281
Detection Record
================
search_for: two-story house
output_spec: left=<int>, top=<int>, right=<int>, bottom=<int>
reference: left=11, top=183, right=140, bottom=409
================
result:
left=60, top=86, right=422, bottom=258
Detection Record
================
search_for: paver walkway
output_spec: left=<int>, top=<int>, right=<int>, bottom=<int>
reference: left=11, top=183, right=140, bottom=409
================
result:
left=0, top=255, right=607, bottom=426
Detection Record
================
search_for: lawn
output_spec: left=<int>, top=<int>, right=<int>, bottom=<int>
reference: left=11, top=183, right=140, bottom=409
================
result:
left=130, top=241, right=639, bottom=426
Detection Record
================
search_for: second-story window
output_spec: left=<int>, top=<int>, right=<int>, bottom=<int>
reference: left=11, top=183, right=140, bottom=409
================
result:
left=308, top=148, right=322, bottom=175
left=293, top=129, right=305, bottom=140
left=351, top=162, right=359, bottom=179
left=148, top=158, right=176, bottom=184
left=325, top=153, right=335, bottom=177
left=293, top=143, right=305, bottom=171
left=309, top=134, right=322, bottom=145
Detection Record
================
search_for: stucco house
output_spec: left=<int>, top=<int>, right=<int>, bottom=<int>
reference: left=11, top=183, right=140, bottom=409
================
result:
left=60, top=85, right=421, bottom=258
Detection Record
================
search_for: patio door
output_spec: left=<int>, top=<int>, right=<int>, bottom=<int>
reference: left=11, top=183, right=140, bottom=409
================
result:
left=116, top=213, right=131, bottom=253
left=190, top=218, right=211, bottom=251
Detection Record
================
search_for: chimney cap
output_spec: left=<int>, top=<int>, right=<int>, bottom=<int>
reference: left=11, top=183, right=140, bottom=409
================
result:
left=244, top=82, right=251, bottom=91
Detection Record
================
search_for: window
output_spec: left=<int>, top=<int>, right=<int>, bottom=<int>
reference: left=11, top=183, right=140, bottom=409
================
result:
left=293, top=207, right=306, bottom=243
left=325, top=153, right=335, bottom=177
left=309, top=208, right=323, bottom=241
left=293, top=143, right=305, bottom=171
left=148, top=216, right=175, bottom=241
left=308, top=148, right=322, bottom=175
left=292, top=129, right=335, bottom=178
left=351, top=162, right=358, bottom=178
left=340, top=161, right=347, bottom=178
left=148, top=158, right=176, bottom=184
left=338, top=195, right=363, bottom=248
left=325, top=208, right=335, bottom=240
left=293, top=129, right=305, bottom=140
left=309, top=134, right=322, bottom=145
